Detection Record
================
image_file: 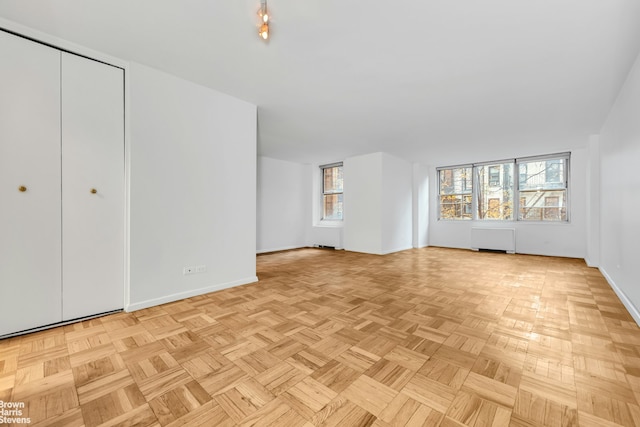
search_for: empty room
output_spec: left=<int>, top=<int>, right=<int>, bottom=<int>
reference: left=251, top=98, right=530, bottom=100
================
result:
left=1, top=1, right=640, bottom=426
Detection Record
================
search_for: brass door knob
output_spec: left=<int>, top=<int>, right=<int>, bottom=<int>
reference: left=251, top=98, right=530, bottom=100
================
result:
left=18, top=186, right=27, bottom=192
left=90, top=188, right=97, bottom=194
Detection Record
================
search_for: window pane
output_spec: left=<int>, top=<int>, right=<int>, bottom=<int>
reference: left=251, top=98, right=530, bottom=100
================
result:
left=519, top=190, right=567, bottom=221
left=488, top=166, right=500, bottom=187
left=321, top=164, right=343, bottom=221
left=476, top=162, right=513, bottom=220
left=488, top=198, right=500, bottom=218
left=544, top=196, right=560, bottom=220
left=439, top=167, right=472, bottom=195
left=438, top=167, right=472, bottom=220
left=439, top=194, right=472, bottom=220
left=545, top=160, right=562, bottom=183
left=323, top=166, right=343, bottom=193
left=323, top=194, right=343, bottom=220
left=519, top=159, right=566, bottom=191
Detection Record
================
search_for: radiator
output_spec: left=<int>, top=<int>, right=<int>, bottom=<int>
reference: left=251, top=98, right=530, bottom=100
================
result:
left=470, top=227, right=515, bottom=253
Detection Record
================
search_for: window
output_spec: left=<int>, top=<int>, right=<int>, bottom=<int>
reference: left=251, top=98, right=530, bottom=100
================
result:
left=518, top=155, right=568, bottom=221
left=545, top=159, right=562, bottom=184
left=438, top=166, right=472, bottom=220
left=488, top=166, right=500, bottom=186
left=438, top=153, right=569, bottom=222
left=321, top=163, right=343, bottom=220
left=519, top=164, right=528, bottom=186
left=476, top=162, right=513, bottom=220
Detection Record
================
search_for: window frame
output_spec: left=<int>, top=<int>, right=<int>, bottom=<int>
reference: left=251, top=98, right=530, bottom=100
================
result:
left=437, top=165, right=473, bottom=220
left=437, top=153, right=570, bottom=223
left=474, top=160, right=514, bottom=221
left=516, top=153, right=570, bottom=222
left=320, top=162, right=343, bottom=221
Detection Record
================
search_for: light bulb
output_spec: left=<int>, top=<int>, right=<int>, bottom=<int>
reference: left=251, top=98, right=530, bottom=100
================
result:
left=262, top=13, right=269, bottom=23
left=259, top=23, right=269, bottom=40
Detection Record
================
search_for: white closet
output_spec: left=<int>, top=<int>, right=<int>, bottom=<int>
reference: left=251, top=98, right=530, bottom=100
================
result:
left=0, top=30, right=124, bottom=336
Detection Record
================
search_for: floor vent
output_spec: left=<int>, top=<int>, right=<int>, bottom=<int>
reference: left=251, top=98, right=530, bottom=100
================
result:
left=314, top=245, right=336, bottom=250
left=478, top=248, right=508, bottom=254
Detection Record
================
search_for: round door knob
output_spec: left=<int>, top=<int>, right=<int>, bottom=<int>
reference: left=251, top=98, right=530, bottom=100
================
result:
left=90, top=188, right=97, bottom=194
left=18, top=186, right=27, bottom=192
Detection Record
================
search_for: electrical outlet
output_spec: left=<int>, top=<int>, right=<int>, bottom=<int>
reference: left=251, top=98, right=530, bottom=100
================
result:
left=195, top=265, right=207, bottom=273
left=183, top=266, right=195, bottom=275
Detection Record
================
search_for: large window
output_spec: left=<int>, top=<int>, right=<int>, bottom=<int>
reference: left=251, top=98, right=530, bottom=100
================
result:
left=438, top=166, right=472, bottom=220
left=518, top=156, right=568, bottom=221
left=476, top=162, right=513, bottom=220
left=321, top=163, right=343, bottom=220
left=437, top=153, right=569, bottom=222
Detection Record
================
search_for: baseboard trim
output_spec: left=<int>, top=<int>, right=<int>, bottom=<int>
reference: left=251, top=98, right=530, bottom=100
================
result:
left=126, top=276, right=259, bottom=312
left=0, top=309, right=123, bottom=340
left=600, top=267, right=640, bottom=326
left=585, top=256, right=599, bottom=268
left=381, top=246, right=414, bottom=255
left=257, top=245, right=304, bottom=254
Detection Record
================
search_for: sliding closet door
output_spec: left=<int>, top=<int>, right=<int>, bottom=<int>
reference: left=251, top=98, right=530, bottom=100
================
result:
left=0, top=31, right=62, bottom=335
left=61, top=53, right=124, bottom=320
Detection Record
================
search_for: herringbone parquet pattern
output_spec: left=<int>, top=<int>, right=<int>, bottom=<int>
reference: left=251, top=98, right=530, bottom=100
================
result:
left=1, top=247, right=639, bottom=426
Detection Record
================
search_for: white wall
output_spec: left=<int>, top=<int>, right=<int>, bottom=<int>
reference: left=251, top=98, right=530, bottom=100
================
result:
left=343, top=153, right=383, bottom=254
left=256, top=159, right=344, bottom=252
left=307, top=225, right=344, bottom=249
left=129, top=62, right=257, bottom=311
left=412, top=163, right=430, bottom=248
left=585, top=135, right=601, bottom=267
left=428, top=148, right=587, bottom=258
left=257, top=156, right=308, bottom=253
left=599, top=51, right=640, bottom=324
left=381, top=153, right=413, bottom=254
left=343, top=152, right=413, bottom=255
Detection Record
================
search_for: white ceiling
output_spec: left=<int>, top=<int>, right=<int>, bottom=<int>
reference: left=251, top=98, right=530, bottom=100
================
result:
left=1, top=1, right=639, bottom=166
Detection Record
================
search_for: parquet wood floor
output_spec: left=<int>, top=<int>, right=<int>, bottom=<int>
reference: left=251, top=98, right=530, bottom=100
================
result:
left=2, top=247, right=640, bottom=426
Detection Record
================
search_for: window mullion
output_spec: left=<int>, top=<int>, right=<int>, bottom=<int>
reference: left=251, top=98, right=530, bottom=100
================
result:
left=472, top=166, right=479, bottom=220
left=514, top=162, right=520, bottom=221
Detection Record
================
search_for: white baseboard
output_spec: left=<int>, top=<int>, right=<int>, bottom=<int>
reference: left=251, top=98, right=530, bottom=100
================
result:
left=256, top=245, right=304, bottom=254
left=381, top=246, right=414, bottom=255
left=125, top=276, right=259, bottom=312
left=585, top=256, right=599, bottom=268
left=600, top=267, right=640, bottom=326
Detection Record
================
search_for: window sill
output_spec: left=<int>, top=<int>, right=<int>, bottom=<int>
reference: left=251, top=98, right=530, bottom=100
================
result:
left=314, top=220, right=344, bottom=228
left=436, top=219, right=572, bottom=225
left=513, top=220, right=572, bottom=225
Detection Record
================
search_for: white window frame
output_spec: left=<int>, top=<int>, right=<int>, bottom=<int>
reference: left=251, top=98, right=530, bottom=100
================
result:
left=474, top=159, right=515, bottom=221
left=437, top=152, right=570, bottom=222
left=320, top=162, right=343, bottom=222
left=515, top=153, right=570, bottom=222
left=437, top=165, right=473, bottom=220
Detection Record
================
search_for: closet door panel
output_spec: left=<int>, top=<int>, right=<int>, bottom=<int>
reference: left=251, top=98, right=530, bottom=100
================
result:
left=61, top=53, right=124, bottom=320
left=0, top=31, right=62, bottom=336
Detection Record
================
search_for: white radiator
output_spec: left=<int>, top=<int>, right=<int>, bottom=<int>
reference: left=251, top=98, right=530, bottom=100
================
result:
left=470, top=228, right=515, bottom=253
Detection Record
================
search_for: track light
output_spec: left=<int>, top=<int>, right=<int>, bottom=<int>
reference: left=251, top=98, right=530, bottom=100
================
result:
left=258, top=0, right=270, bottom=40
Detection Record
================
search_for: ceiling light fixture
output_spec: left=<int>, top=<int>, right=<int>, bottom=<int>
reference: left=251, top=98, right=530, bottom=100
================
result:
left=258, top=0, right=270, bottom=40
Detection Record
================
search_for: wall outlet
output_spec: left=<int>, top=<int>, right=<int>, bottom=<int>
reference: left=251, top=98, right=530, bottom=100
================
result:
left=184, top=265, right=205, bottom=275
